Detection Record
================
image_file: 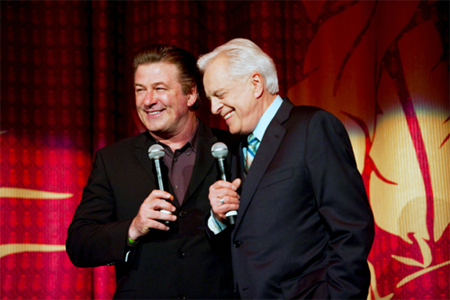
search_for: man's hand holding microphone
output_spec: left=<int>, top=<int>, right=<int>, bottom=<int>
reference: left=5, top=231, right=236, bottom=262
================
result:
left=210, top=142, right=241, bottom=225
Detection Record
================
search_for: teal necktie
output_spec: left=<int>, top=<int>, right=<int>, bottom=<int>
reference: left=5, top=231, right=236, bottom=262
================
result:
left=244, top=133, right=260, bottom=173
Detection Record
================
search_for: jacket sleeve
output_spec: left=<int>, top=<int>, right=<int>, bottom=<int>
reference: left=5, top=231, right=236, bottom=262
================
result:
left=305, top=110, right=375, bottom=299
left=66, top=150, right=132, bottom=267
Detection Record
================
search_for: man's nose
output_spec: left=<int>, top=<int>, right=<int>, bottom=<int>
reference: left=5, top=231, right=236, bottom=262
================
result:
left=210, top=98, right=222, bottom=115
left=144, top=92, right=157, bottom=106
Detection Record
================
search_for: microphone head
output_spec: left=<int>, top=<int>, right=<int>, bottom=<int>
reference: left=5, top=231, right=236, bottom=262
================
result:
left=148, top=144, right=165, bottom=160
left=211, top=142, right=228, bottom=159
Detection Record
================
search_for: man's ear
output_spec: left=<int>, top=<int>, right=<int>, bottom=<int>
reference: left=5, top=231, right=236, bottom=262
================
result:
left=251, top=72, right=264, bottom=99
left=187, top=85, right=198, bottom=107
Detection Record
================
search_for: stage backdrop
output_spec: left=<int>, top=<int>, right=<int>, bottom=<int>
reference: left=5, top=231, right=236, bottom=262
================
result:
left=1, top=1, right=448, bottom=299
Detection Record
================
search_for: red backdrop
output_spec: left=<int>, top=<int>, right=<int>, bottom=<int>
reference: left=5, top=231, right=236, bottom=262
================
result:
left=1, top=1, right=448, bottom=299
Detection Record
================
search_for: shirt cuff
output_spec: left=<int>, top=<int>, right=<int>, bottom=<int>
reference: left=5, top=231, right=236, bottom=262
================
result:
left=207, top=211, right=228, bottom=235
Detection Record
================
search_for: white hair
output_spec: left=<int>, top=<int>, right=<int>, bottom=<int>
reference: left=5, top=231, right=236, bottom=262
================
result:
left=198, top=38, right=279, bottom=94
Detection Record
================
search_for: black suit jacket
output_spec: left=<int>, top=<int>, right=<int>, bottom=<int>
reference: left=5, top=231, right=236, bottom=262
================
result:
left=229, top=98, right=374, bottom=299
left=66, top=120, right=234, bottom=299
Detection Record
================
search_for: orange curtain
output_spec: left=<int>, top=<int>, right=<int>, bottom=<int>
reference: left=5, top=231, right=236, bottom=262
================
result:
left=1, top=1, right=448, bottom=299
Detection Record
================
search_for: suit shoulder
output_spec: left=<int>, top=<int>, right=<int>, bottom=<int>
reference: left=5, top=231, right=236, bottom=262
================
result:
left=291, top=105, right=324, bottom=116
left=95, top=133, right=144, bottom=157
left=291, top=105, right=341, bottom=124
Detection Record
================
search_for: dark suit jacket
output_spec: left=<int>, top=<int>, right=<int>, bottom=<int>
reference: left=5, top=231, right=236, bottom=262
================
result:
left=229, top=98, right=374, bottom=299
left=66, top=120, right=234, bottom=299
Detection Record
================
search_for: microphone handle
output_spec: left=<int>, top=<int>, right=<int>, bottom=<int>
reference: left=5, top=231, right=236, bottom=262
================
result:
left=225, top=211, right=237, bottom=225
left=217, top=157, right=237, bottom=225
left=154, top=159, right=164, bottom=191
left=218, top=158, right=227, bottom=181
left=153, top=158, right=171, bottom=224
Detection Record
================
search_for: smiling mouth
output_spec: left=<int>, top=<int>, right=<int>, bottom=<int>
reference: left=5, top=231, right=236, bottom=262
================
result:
left=147, top=110, right=163, bottom=116
left=224, top=111, right=235, bottom=120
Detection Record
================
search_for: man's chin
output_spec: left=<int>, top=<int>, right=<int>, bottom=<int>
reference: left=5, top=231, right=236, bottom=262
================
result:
left=229, top=128, right=242, bottom=135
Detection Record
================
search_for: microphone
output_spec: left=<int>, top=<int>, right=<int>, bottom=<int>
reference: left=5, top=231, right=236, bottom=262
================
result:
left=148, top=144, right=171, bottom=224
left=211, top=142, right=237, bottom=225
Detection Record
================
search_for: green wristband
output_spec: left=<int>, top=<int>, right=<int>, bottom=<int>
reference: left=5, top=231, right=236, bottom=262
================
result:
left=128, top=237, right=137, bottom=245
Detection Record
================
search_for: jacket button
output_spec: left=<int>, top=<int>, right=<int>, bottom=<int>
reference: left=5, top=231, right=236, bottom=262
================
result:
left=179, top=211, right=187, bottom=217
left=233, top=241, right=242, bottom=248
left=177, top=251, right=186, bottom=258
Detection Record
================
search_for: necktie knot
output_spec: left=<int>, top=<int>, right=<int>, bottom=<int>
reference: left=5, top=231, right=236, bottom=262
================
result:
left=245, top=133, right=259, bottom=173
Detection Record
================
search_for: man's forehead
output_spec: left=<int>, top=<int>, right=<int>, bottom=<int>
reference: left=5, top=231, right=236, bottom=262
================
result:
left=203, top=75, right=225, bottom=96
left=137, top=62, right=178, bottom=74
left=135, top=62, right=180, bottom=83
left=204, top=60, right=227, bottom=87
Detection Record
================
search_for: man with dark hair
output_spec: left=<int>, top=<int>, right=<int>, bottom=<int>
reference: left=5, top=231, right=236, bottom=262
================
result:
left=66, top=44, right=234, bottom=299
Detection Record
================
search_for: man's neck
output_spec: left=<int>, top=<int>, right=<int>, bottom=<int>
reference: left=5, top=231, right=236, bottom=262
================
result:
left=264, top=93, right=278, bottom=107
left=150, top=115, right=198, bottom=152
left=258, top=93, right=278, bottom=119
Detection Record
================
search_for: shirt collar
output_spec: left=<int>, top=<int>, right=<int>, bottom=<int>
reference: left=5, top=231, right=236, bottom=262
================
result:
left=252, top=95, right=283, bottom=141
left=188, top=118, right=199, bottom=153
left=154, top=118, right=199, bottom=155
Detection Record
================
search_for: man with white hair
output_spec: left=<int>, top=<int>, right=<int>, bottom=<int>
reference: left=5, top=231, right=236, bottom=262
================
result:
left=198, top=38, right=375, bottom=299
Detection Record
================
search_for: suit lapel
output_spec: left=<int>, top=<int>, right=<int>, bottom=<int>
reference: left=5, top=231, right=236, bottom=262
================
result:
left=231, top=137, right=246, bottom=181
left=133, top=131, right=157, bottom=182
left=234, top=98, right=294, bottom=232
left=184, top=120, right=218, bottom=204
left=134, top=131, right=180, bottom=207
